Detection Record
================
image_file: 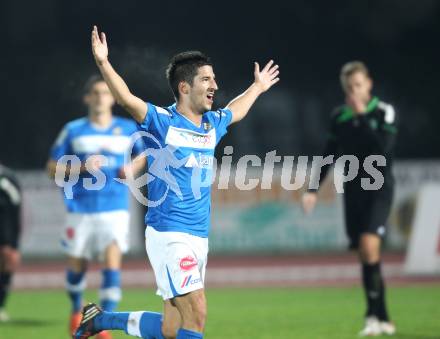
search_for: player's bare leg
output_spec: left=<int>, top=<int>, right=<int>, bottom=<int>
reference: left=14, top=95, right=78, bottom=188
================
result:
left=67, top=256, right=88, bottom=334
left=73, top=290, right=203, bottom=339
left=359, top=233, right=381, bottom=264
left=173, top=289, right=206, bottom=335
left=0, top=246, right=20, bottom=321
left=162, top=299, right=182, bottom=339
left=358, top=233, right=395, bottom=336
left=104, top=241, right=122, bottom=269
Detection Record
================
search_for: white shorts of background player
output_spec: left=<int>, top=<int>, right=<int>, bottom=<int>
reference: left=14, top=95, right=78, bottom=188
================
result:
left=61, top=210, right=130, bottom=260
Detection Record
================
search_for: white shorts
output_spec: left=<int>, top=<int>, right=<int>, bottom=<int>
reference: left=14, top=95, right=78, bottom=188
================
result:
left=61, top=210, right=130, bottom=260
left=145, top=226, right=208, bottom=300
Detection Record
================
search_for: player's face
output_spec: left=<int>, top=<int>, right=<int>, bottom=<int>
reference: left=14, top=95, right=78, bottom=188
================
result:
left=343, top=71, right=372, bottom=103
left=188, top=65, right=218, bottom=113
left=84, top=81, right=115, bottom=114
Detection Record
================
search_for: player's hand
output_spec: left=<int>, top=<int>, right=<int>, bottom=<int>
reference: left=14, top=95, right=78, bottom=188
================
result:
left=253, top=60, right=280, bottom=93
left=346, top=94, right=366, bottom=114
left=301, top=192, right=318, bottom=215
left=91, top=25, right=108, bottom=65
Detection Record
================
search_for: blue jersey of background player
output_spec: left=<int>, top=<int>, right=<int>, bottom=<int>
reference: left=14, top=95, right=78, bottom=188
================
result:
left=73, top=26, right=280, bottom=339
left=50, top=104, right=143, bottom=213
left=47, top=75, right=145, bottom=339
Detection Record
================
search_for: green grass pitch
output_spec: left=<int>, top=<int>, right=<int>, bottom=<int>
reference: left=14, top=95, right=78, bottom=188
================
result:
left=1, top=286, right=439, bottom=339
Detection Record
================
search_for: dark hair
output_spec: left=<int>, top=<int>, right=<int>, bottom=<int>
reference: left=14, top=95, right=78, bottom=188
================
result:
left=166, top=51, right=212, bottom=99
left=83, top=74, right=106, bottom=94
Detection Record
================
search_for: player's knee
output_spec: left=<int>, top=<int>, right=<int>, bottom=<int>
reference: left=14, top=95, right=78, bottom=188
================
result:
left=359, top=240, right=380, bottom=264
left=6, top=250, right=20, bottom=270
left=2, top=248, right=20, bottom=271
left=68, top=257, right=88, bottom=272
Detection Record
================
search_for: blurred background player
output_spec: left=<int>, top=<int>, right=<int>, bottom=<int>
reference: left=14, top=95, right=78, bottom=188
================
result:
left=302, top=61, right=397, bottom=336
left=46, top=75, right=145, bottom=338
left=0, top=163, right=21, bottom=322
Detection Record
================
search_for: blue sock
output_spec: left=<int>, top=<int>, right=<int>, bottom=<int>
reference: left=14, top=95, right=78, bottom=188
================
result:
left=177, top=328, right=203, bottom=339
left=138, top=312, right=164, bottom=338
left=100, top=269, right=121, bottom=312
left=66, top=270, right=85, bottom=313
left=94, top=311, right=129, bottom=331
left=94, top=311, right=164, bottom=339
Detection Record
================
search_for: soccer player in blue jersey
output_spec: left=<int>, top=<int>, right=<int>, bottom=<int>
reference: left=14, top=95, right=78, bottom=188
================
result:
left=73, top=26, right=280, bottom=339
left=47, top=74, right=145, bottom=339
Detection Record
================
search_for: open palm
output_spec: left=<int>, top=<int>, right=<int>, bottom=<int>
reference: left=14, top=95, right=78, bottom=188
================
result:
left=91, top=25, right=108, bottom=64
left=254, top=60, right=280, bottom=92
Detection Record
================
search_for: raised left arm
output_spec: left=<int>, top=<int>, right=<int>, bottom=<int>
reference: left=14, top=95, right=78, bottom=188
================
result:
left=226, top=60, right=279, bottom=124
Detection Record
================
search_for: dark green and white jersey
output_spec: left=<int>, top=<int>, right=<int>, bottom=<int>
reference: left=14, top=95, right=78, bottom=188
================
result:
left=314, top=96, right=398, bottom=194
left=0, top=164, right=21, bottom=247
left=0, top=165, right=21, bottom=209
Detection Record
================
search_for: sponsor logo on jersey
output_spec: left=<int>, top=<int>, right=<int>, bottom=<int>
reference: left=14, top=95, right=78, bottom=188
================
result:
left=192, top=134, right=212, bottom=146
left=185, top=153, right=199, bottom=168
left=180, top=256, right=198, bottom=271
left=165, top=126, right=216, bottom=149
left=71, top=135, right=132, bottom=154
left=184, top=153, right=214, bottom=169
left=203, top=122, right=212, bottom=131
left=198, top=154, right=214, bottom=168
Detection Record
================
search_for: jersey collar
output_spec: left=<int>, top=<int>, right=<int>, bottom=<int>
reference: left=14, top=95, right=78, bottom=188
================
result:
left=170, top=103, right=204, bottom=129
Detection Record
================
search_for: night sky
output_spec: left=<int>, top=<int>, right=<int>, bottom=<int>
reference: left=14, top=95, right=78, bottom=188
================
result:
left=1, top=0, right=439, bottom=168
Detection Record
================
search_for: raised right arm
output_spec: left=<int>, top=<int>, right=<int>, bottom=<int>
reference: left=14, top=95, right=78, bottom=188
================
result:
left=91, top=25, right=147, bottom=123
